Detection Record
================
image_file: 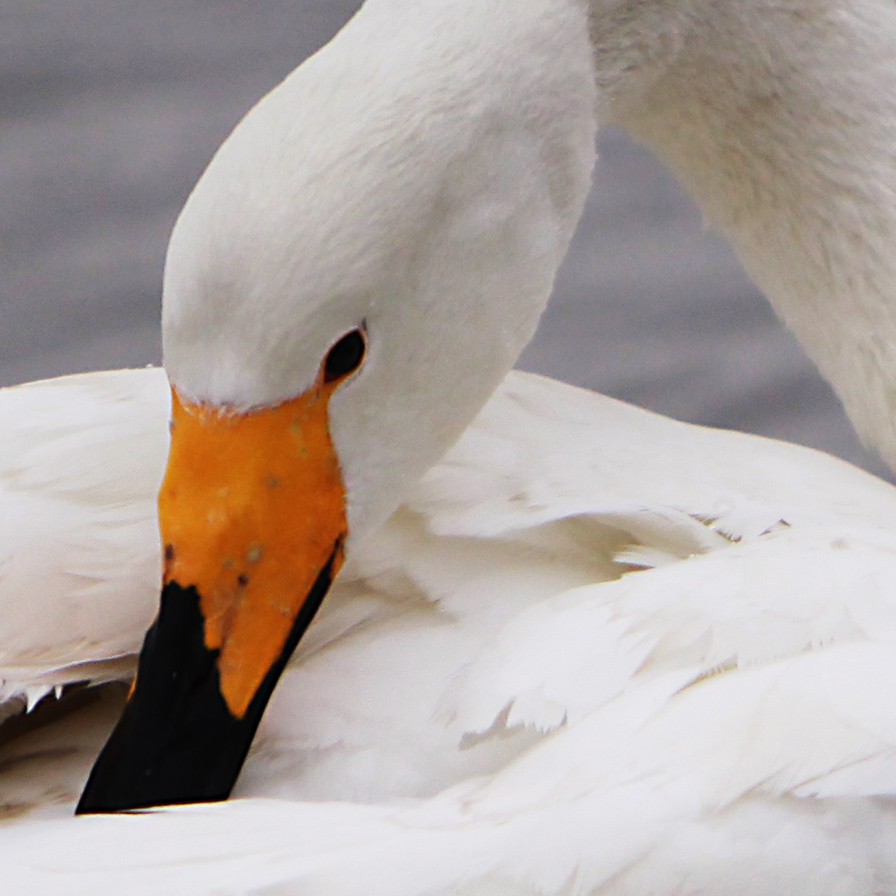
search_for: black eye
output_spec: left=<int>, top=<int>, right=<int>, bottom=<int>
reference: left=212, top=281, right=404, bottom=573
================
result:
left=323, top=328, right=366, bottom=383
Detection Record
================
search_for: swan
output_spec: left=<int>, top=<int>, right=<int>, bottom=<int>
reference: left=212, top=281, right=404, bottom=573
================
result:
left=4, top=0, right=896, bottom=889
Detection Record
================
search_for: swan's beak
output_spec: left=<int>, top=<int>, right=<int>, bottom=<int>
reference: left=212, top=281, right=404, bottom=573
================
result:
left=77, top=382, right=346, bottom=814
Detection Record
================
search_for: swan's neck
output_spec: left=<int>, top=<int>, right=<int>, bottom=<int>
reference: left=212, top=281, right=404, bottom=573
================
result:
left=595, top=0, right=896, bottom=469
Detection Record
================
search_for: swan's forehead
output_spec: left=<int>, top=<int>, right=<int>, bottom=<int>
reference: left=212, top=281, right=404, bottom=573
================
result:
left=162, top=75, right=435, bottom=406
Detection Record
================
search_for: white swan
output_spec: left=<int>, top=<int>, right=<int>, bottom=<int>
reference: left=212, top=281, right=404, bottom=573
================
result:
left=4, top=0, right=896, bottom=889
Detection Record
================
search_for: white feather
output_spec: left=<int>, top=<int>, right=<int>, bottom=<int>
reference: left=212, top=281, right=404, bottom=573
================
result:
left=4, top=371, right=896, bottom=893
left=5, top=0, right=896, bottom=889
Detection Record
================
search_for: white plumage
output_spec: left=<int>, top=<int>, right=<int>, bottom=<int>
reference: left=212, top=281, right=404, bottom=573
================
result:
left=4, top=0, right=896, bottom=889
left=4, top=369, right=896, bottom=891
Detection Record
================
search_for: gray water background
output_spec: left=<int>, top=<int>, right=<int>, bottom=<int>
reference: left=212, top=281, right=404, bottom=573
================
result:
left=1, top=0, right=888, bottom=478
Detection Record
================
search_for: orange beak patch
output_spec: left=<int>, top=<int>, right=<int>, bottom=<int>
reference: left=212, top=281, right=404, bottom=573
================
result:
left=160, top=374, right=347, bottom=719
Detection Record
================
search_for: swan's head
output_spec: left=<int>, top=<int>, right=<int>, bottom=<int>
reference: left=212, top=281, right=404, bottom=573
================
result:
left=78, top=0, right=596, bottom=813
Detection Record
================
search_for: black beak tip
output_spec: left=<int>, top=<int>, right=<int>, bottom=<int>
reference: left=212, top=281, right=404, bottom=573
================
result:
left=76, top=548, right=339, bottom=814
left=76, top=581, right=242, bottom=814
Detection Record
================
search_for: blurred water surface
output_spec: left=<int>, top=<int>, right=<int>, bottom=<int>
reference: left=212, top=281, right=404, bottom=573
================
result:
left=1, top=0, right=887, bottom=477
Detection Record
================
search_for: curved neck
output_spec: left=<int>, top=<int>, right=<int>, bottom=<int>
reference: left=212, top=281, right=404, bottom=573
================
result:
left=593, top=0, right=896, bottom=469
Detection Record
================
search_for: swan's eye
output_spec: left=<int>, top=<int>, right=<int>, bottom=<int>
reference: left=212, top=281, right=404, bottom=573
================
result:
left=323, top=329, right=366, bottom=383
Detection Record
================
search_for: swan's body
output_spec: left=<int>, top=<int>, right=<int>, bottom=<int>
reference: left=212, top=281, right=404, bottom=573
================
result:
left=5, top=368, right=896, bottom=891
left=4, top=0, right=896, bottom=888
